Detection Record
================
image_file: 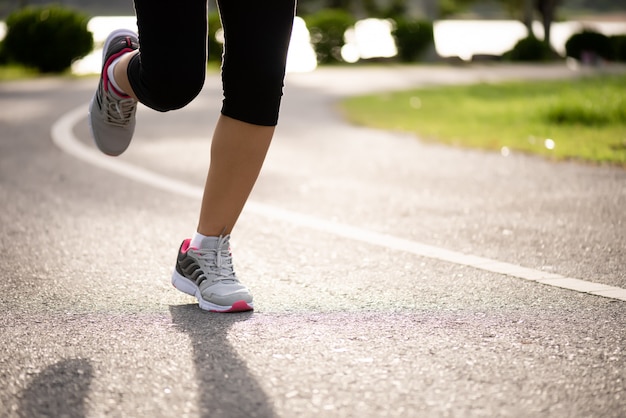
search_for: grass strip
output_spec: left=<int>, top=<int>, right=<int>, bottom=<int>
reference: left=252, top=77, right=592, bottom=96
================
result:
left=340, top=73, right=626, bottom=166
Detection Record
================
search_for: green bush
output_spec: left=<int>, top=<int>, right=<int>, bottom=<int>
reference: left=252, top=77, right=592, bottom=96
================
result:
left=565, top=29, right=612, bottom=61
left=505, top=35, right=556, bottom=61
left=3, top=5, right=93, bottom=73
left=304, top=9, right=355, bottom=64
left=609, top=35, right=626, bottom=62
left=0, top=42, right=8, bottom=66
left=391, top=19, right=433, bottom=62
left=208, top=12, right=223, bottom=63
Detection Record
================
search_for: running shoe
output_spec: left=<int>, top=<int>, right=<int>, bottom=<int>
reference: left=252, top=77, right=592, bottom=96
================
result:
left=172, top=235, right=254, bottom=313
left=88, top=29, right=139, bottom=156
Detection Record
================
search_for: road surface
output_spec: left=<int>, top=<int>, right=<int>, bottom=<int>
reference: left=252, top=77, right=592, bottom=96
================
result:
left=1, top=64, right=624, bottom=417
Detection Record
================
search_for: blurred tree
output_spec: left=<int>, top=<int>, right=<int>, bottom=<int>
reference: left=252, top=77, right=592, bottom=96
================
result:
left=438, top=0, right=477, bottom=17
left=288, top=0, right=564, bottom=45
left=499, top=0, right=533, bottom=33
left=497, top=0, right=562, bottom=44
left=358, top=0, right=407, bottom=18
left=535, top=0, right=560, bottom=45
left=417, top=0, right=477, bottom=19
left=298, top=0, right=487, bottom=20
left=328, top=0, right=353, bottom=7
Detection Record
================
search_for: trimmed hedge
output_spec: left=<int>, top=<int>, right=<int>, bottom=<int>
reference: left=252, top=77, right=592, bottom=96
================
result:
left=565, top=29, right=612, bottom=61
left=505, top=35, right=557, bottom=61
left=609, top=35, right=626, bottom=62
left=2, top=5, right=93, bottom=73
left=304, top=9, right=355, bottom=64
left=0, top=42, right=7, bottom=66
left=392, top=19, right=433, bottom=62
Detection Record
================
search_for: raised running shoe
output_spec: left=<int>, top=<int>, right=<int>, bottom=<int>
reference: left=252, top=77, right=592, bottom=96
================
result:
left=88, top=29, right=139, bottom=156
left=171, top=235, right=254, bottom=313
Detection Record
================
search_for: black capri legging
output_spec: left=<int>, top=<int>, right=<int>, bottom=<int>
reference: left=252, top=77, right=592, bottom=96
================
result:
left=127, top=0, right=296, bottom=126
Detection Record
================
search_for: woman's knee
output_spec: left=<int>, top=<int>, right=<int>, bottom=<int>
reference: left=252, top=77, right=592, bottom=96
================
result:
left=221, top=69, right=286, bottom=126
left=128, top=55, right=206, bottom=112
left=145, top=77, right=205, bottom=112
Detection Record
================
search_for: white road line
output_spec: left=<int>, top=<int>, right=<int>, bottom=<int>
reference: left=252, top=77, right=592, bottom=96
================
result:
left=52, top=104, right=626, bottom=302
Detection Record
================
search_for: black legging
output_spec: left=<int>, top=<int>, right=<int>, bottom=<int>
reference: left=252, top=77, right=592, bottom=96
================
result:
left=127, top=0, right=296, bottom=126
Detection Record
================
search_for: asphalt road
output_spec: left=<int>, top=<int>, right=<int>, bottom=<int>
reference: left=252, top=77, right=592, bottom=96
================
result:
left=1, top=64, right=625, bottom=417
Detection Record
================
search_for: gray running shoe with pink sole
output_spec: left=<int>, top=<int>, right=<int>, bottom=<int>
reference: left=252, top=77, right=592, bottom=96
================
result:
left=88, top=29, right=139, bottom=156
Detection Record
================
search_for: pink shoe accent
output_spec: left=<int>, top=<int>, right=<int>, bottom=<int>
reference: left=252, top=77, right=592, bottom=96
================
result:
left=180, top=239, right=191, bottom=253
left=210, top=300, right=253, bottom=313
left=102, top=47, right=135, bottom=97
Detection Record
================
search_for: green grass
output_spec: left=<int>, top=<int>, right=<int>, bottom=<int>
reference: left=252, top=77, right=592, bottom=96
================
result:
left=0, top=63, right=40, bottom=81
left=341, top=74, right=626, bottom=166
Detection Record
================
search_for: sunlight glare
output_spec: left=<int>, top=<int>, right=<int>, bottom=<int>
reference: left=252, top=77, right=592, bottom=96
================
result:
left=286, top=17, right=317, bottom=73
left=341, top=18, right=397, bottom=62
left=434, top=20, right=529, bottom=61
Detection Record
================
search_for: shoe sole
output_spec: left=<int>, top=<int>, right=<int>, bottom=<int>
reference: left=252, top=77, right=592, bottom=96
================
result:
left=88, top=28, right=138, bottom=156
left=171, top=270, right=254, bottom=313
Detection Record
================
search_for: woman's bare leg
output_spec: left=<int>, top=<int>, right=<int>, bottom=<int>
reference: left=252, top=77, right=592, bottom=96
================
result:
left=109, top=54, right=272, bottom=236
left=197, top=115, right=274, bottom=236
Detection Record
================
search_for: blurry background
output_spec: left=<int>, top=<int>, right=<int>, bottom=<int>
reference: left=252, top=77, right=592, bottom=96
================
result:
left=0, top=0, right=625, bottom=75
left=1, top=0, right=625, bottom=20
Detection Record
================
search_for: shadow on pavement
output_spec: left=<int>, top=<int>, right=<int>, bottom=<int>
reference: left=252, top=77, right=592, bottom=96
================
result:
left=169, top=304, right=276, bottom=418
left=18, top=358, right=94, bottom=418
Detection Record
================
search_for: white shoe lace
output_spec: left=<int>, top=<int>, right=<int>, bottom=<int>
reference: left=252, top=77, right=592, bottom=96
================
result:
left=194, top=236, right=238, bottom=284
left=104, top=90, right=137, bottom=127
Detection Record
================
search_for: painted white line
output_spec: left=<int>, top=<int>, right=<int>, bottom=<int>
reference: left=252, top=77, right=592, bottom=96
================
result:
left=52, top=104, right=626, bottom=303
left=52, top=106, right=202, bottom=200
